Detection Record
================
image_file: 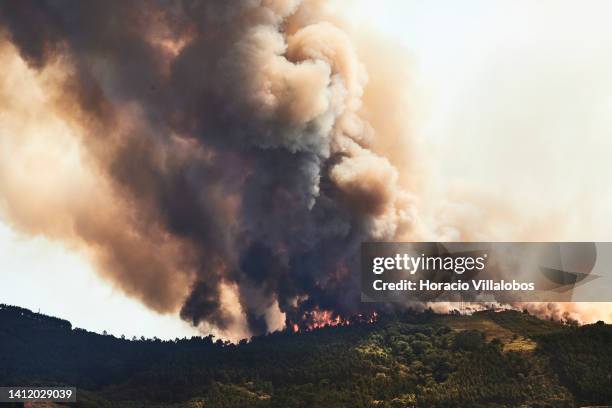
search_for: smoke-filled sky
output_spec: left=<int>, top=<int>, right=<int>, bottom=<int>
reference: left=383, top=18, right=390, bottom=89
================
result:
left=1, top=0, right=612, bottom=341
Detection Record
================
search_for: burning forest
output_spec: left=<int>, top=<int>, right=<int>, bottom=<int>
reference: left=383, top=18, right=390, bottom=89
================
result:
left=0, top=0, right=610, bottom=341
left=0, top=0, right=427, bottom=339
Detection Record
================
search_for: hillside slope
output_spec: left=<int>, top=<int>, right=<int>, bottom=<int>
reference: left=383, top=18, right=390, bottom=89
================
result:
left=0, top=304, right=610, bottom=407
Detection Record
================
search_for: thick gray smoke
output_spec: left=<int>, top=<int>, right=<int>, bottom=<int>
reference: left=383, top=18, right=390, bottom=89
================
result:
left=0, top=0, right=419, bottom=335
left=4, top=1, right=608, bottom=336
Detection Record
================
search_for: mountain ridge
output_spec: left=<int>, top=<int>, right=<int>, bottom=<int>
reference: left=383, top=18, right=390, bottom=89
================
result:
left=1, top=304, right=610, bottom=407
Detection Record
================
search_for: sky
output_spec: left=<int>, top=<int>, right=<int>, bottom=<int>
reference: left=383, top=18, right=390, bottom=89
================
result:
left=347, top=0, right=612, bottom=232
left=2, top=0, right=612, bottom=338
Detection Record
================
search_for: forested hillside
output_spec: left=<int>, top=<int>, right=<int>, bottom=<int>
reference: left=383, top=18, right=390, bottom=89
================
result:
left=0, top=304, right=610, bottom=407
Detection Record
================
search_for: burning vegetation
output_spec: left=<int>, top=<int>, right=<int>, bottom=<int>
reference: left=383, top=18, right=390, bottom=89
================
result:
left=0, top=0, right=610, bottom=340
left=289, top=309, right=378, bottom=332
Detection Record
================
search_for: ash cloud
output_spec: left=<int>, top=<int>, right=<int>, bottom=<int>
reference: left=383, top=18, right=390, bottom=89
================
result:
left=2, top=0, right=607, bottom=337
left=0, top=0, right=418, bottom=336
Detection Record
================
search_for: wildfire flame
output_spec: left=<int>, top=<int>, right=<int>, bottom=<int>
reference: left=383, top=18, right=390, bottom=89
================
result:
left=290, top=309, right=378, bottom=332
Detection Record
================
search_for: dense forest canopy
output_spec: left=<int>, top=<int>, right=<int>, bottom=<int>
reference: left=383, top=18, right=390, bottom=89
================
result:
left=0, top=304, right=610, bottom=407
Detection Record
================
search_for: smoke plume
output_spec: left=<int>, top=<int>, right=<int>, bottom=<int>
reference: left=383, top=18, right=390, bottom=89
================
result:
left=0, top=0, right=609, bottom=337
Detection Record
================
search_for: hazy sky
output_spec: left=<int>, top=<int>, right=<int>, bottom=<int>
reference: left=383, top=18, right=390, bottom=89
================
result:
left=348, top=0, right=612, bottom=231
left=2, top=0, right=612, bottom=338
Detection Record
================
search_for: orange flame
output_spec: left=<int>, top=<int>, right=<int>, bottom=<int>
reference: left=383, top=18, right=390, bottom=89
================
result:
left=290, top=309, right=378, bottom=332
